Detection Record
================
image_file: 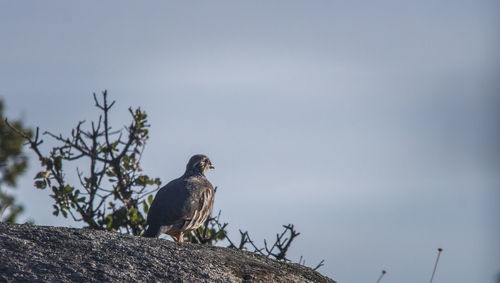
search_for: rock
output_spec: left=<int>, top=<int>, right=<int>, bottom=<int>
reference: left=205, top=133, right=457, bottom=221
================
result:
left=0, top=222, right=335, bottom=283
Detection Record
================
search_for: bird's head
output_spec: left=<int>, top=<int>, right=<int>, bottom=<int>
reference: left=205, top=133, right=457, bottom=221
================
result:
left=185, top=154, right=215, bottom=176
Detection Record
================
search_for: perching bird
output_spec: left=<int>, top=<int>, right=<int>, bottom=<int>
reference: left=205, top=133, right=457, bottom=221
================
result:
left=144, top=154, right=215, bottom=242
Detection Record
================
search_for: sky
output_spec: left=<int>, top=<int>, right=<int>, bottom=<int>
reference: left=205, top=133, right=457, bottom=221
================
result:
left=1, top=1, right=499, bottom=282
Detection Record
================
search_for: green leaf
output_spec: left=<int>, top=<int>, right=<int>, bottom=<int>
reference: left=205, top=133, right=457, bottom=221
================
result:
left=64, top=185, right=73, bottom=193
left=52, top=205, right=59, bottom=216
left=54, top=156, right=62, bottom=171
left=147, top=194, right=153, bottom=205
left=34, top=171, right=47, bottom=179
left=34, top=180, right=47, bottom=189
left=106, top=169, right=116, bottom=177
left=111, top=140, right=119, bottom=150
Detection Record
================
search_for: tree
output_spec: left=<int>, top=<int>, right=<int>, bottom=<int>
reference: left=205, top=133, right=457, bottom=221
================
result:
left=7, top=91, right=323, bottom=270
left=0, top=100, right=32, bottom=222
left=6, top=91, right=160, bottom=234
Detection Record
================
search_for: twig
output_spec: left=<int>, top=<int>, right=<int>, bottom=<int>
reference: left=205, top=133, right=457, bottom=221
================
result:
left=376, top=270, right=387, bottom=283
left=313, top=259, right=325, bottom=271
left=430, top=248, right=443, bottom=283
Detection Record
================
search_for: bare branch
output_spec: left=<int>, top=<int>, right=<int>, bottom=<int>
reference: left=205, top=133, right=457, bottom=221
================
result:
left=312, top=260, right=325, bottom=271
left=376, top=270, right=387, bottom=283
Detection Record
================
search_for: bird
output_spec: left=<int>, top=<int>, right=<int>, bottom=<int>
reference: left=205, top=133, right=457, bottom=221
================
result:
left=143, top=154, right=215, bottom=242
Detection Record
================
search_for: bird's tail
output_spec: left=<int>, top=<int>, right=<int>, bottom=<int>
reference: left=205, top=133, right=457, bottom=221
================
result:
left=143, top=224, right=160, bottom=238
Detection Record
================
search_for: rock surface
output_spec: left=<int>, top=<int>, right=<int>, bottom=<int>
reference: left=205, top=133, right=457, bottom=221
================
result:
left=0, top=223, right=335, bottom=282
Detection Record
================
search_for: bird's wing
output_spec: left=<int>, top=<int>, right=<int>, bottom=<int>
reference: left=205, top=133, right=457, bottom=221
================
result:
left=146, top=176, right=215, bottom=230
left=146, top=178, right=190, bottom=228
left=178, top=178, right=215, bottom=231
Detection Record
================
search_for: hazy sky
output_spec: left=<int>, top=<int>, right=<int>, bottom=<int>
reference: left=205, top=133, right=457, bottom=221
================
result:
left=1, top=1, right=499, bottom=282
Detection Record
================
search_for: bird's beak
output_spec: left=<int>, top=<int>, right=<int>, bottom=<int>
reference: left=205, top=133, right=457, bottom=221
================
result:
left=209, top=164, right=215, bottom=169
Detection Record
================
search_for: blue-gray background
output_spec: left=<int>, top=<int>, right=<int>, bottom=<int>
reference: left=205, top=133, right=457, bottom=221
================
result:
left=1, top=1, right=499, bottom=282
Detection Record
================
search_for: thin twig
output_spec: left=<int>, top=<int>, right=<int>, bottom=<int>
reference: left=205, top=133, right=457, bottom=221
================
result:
left=376, top=270, right=387, bottom=283
left=313, top=259, right=325, bottom=271
left=430, top=248, right=443, bottom=283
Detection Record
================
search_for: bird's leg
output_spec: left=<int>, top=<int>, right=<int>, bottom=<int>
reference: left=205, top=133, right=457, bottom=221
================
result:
left=170, top=232, right=184, bottom=243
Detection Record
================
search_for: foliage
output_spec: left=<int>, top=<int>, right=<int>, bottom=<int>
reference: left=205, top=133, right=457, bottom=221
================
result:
left=0, top=100, right=32, bottom=222
left=7, top=91, right=323, bottom=270
left=6, top=91, right=160, bottom=234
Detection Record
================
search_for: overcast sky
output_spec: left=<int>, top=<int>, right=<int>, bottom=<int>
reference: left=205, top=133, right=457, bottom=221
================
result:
left=1, top=1, right=499, bottom=282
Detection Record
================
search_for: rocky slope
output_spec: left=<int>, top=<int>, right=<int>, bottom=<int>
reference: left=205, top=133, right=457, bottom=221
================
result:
left=0, top=223, right=335, bottom=282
